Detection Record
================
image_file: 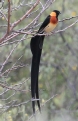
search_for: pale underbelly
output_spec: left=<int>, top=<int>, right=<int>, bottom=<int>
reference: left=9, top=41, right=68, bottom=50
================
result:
left=44, top=23, right=57, bottom=33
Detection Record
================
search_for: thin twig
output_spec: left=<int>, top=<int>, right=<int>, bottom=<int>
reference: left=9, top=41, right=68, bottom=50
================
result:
left=0, top=82, right=29, bottom=93
left=0, top=0, right=40, bottom=43
left=7, top=0, right=11, bottom=34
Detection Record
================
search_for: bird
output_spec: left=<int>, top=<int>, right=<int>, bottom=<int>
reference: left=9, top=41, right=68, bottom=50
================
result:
left=30, top=10, right=61, bottom=113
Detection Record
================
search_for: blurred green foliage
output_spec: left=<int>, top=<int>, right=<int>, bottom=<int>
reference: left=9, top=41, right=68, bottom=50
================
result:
left=0, top=0, right=78, bottom=121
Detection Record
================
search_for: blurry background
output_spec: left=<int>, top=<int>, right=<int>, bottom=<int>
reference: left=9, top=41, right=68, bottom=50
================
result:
left=0, top=0, right=78, bottom=121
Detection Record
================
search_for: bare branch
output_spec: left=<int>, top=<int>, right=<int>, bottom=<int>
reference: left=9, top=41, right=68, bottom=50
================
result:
left=7, top=0, right=11, bottom=34
left=0, top=0, right=40, bottom=43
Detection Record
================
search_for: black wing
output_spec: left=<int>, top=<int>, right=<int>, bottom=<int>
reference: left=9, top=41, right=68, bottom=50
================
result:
left=38, top=15, right=50, bottom=33
left=37, top=15, right=50, bottom=49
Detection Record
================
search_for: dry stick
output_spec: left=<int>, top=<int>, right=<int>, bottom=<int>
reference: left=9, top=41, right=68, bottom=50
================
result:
left=0, top=15, right=78, bottom=46
left=23, top=0, right=55, bottom=31
left=59, top=15, right=78, bottom=22
left=55, top=19, right=78, bottom=34
left=0, top=0, right=11, bottom=41
left=7, top=15, right=78, bottom=36
left=0, top=11, right=8, bottom=22
left=0, top=18, right=78, bottom=48
left=7, top=0, right=11, bottom=34
left=0, top=33, right=27, bottom=73
left=0, top=0, right=40, bottom=43
left=0, top=0, right=55, bottom=44
left=1, top=64, right=28, bottom=76
left=0, top=78, right=30, bottom=97
left=0, top=39, right=22, bottom=73
left=0, top=33, right=20, bottom=45
left=11, top=0, right=40, bottom=30
left=10, top=18, right=78, bottom=36
left=0, top=82, right=29, bottom=93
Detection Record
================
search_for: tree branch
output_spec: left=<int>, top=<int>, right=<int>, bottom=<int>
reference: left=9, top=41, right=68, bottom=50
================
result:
left=0, top=0, right=40, bottom=43
left=7, top=0, right=11, bottom=34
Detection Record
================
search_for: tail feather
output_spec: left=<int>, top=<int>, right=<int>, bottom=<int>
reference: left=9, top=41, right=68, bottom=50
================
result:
left=30, top=35, right=44, bottom=113
left=36, top=79, right=41, bottom=112
left=31, top=55, right=39, bottom=113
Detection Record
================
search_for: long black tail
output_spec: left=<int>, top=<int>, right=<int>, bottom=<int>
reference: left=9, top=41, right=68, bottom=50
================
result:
left=30, top=35, right=45, bottom=113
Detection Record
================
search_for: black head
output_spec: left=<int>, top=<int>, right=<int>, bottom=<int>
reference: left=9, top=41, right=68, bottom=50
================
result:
left=53, top=10, right=61, bottom=17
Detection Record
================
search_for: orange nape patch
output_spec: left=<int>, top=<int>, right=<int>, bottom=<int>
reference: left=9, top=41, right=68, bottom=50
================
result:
left=50, top=12, right=56, bottom=16
left=50, top=16, right=58, bottom=24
